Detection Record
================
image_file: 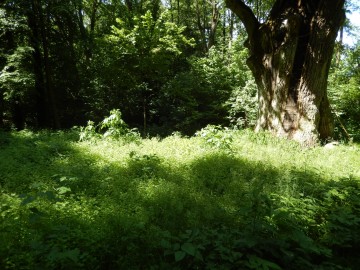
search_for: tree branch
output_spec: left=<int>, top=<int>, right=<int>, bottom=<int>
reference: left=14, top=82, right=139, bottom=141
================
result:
left=268, top=0, right=287, bottom=20
left=225, top=0, right=259, bottom=38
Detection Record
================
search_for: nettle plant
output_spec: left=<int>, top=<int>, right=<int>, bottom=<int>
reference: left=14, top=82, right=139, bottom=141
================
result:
left=79, top=109, right=140, bottom=143
left=195, top=125, right=234, bottom=152
left=79, top=120, right=100, bottom=142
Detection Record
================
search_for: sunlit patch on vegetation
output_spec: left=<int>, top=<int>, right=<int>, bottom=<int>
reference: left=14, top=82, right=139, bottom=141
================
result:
left=1, top=127, right=359, bottom=269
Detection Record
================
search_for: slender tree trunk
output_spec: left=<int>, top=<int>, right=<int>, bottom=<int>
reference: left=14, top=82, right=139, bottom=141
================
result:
left=228, top=10, right=234, bottom=48
left=208, top=0, right=220, bottom=49
left=39, top=0, right=60, bottom=128
left=195, top=0, right=207, bottom=52
left=223, top=7, right=226, bottom=45
left=226, top=0, right=345, bottom=146
left=143, top=95, right=147, bottom=137
left=12, top=99, right=25, bottom=130
left=28, top=0, right=49, bottom=128
left=88, top=0, right=100, bottom=61
left=125, top=0, right=133, bottom=11
left=0, top=93, right=4, bottom=128
left=169, top=0, right=174, bottom=22
left=336, top=26, right=344, bottom=65
left=77, top=3, right=86, bottom=39
left=28, top=0, right=60, bottom=128
left=177, top=0, right=180, bottom=24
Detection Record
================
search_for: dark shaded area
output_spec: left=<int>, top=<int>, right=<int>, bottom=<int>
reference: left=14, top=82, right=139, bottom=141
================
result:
left=0, top=0, right=236, bottom=135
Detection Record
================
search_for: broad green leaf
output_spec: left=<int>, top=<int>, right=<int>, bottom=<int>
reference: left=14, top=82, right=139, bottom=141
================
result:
left=173, top=243, right=180, bottom=251
left=160, top=239, right=172, bottom=249
left=174, top=250, right=186, bottom=262
left=181, top=242, right=196, bottom=256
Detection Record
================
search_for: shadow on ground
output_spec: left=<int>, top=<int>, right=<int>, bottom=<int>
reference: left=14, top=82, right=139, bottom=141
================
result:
left=1, top=130, right=359, bottom=269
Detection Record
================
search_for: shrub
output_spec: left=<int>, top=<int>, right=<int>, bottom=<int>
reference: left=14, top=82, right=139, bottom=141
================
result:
left=79, top=109, right=141, bottom=143
left=195, top=125, right=234, bottom=152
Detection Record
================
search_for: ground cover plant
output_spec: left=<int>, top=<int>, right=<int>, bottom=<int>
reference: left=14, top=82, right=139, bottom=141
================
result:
left=1, top=126, right=360, bottom=269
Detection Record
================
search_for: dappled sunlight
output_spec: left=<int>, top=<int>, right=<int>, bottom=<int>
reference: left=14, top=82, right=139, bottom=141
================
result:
left=1, top=0, right=359, bottom=267
left=1, top=130, right=360, bottom=268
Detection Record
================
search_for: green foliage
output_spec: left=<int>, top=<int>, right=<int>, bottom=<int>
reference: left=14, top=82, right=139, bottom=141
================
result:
left=87, top=9, right=195, bottom=134
left=195, top=125, right=234, bottom=152
left=0, top=0, right=358, bottom=144
left=1, top=129, right=360, bottom=269
left=79, top=109, right=141, bottom=143
left=328, top=43, right=360, bottom=141
left=226, top=43, right=258, bottom=129
left=161, top=43, right=254, bottom=134
left=226, top=77, right=258, bottom=128
left=79, top=121, right=100, bottom=142
left=0, top=5, right=35, bottom=128
left=100, top=109, right=140, bottom=141
left=0, top=46, right=34, bottom=101
left=109, top=10, right=194, bottom=57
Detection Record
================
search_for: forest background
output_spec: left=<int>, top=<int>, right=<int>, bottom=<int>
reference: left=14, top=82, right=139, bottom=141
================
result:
left=0, top=0, right=359, bottom=140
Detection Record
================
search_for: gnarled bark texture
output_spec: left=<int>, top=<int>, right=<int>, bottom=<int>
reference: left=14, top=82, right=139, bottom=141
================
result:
left=226, top=0, right=345, bottom=146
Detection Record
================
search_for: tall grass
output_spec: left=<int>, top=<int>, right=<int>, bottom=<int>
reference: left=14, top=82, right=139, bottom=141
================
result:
left=1, top=129, right=359, bottom=269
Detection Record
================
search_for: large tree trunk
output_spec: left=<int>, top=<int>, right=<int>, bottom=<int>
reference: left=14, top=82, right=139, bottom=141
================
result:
left=226, top=0, right=345, bottom=146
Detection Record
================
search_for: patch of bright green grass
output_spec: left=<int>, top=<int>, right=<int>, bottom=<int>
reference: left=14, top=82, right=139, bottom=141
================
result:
left=1, top=129, right=359, bottom=269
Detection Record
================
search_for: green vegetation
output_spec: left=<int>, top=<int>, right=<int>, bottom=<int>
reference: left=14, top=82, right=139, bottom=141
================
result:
left=328, top=43, right=360, bottom=141
left=1, top=0, right=358, bottom=142
left=1, top=1, right=360, bottom=268
left=1, top=127, right=359, bottom=269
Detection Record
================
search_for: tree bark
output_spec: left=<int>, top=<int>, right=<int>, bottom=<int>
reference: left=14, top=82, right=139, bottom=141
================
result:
left=226, top=0, right=345, bottom=146
left=195, top=0, right=208, bottom=52
left=207, top=0, right=220, bottom=50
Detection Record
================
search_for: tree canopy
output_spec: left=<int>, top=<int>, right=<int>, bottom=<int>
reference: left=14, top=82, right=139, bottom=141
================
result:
left=0, top=0, right=359, bottom=142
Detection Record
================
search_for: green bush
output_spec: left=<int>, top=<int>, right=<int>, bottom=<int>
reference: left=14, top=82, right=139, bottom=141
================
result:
left=79, top=109, right=141, bottom=143
left=195, top=125, right=234, bottom=152
left=328, top=43, right=360, bottom=141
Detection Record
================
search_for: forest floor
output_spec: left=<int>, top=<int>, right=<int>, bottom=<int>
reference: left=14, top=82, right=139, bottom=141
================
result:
left=1, top=129, right=360, bottom=269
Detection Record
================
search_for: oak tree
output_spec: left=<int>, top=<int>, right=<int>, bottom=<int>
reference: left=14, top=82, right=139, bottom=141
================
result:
left=226, top=0, right=346, bottom=145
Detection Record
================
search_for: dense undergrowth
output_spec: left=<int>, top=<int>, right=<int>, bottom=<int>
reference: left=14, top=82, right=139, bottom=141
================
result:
left=1, top=128, right=360, bottom=269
